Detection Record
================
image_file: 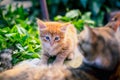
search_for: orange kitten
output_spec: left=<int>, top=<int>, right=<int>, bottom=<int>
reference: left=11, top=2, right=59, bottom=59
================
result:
left=37, top=19, right=78, bottom=65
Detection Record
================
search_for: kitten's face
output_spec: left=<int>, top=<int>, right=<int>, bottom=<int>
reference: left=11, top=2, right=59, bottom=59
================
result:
left=40, top=27, right=64, bottom=48
left=37, top=19, right=69, bottom=49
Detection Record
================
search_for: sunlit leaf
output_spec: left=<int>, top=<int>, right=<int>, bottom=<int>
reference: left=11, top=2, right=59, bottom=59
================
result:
left=16, top=25, right=27, bottom=34
left=16, top=43, right=25, bottom=51
left=5, top=33, right=17, bottom=37
left=65, top=10, right=81, bottom=19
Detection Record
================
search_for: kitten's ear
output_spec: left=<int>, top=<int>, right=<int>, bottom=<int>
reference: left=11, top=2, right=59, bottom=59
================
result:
left=36, top=18, right=47, bottom=30
left=84, top=25, right=97, bottom=42
left=60, top=23, right=71, bottom=32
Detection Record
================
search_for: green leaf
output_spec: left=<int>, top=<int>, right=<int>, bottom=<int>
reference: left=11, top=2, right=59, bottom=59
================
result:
left=16, top=25, right=27, bottom=34
left=65, top=10, right=81, bottom=19
left=72, top=19, right=84, bottom=31
left=31, top=53, right=40, bottom=58
left=84, top=20, right=95, bottom=24
left=54, top=15, right=63, bottom=21
left=0, top=35, right=5, bottom=42
left=54, top=15, right=71, bottom=21
left=16, top=43, right=25, bottom=51
left=5, top=33, right=17, bottom=37
left=81, top=12, right=91, bottom=20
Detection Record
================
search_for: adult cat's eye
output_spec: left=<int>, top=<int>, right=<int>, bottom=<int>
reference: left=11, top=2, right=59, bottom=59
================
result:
left=55, top=37, right=60, bottom=41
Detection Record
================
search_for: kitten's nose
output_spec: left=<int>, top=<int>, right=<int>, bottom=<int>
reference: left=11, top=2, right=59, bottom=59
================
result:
left=50, top=42, right=54, bottom=46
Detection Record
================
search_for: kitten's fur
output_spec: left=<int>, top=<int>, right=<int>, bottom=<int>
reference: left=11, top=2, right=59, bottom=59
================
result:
left=37, top=19, right=79, bottom=65
left=78, top=26, right=119, bottom=80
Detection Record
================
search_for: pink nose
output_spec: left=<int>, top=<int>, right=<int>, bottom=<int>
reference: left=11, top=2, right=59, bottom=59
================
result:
left=50, top=42, right=54, bottom=46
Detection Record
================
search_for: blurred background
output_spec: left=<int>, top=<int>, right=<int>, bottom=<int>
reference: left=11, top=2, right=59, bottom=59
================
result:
left=0, top=0, right=120, bottom=68
left=1, top=0, right=120, bottom=26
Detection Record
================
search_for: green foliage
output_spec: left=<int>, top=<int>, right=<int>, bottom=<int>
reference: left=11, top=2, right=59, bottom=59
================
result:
left=0, top=4, right=95, bottom=65
left=54, top=9, right=95, bottom=31
left=0, top=3, right=96, bottom=65
left=0, top=0, right=119, bottom=65
left=0, top=5, right=41, bottom=65
left=46, top=0, right=120, bottom=26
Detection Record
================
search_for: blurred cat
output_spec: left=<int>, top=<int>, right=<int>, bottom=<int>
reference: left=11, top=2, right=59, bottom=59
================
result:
left=109, top=26, right=120, bottom=80
left=0, top=61, right=98, bottom=80
left=37, top=19, right=82, bottom=67
left=78, top=26, right=119, bottom=80
left=0, top=49, right=13, bottom=72
left=104, top=13, right=120, bottom=80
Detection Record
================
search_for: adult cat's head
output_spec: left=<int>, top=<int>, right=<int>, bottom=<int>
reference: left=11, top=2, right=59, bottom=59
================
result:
left=78, top=26, right=119, bottom=70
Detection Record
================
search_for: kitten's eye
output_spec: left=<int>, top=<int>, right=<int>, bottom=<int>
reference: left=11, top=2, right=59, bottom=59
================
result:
left=45, top=36, right=50, bottom=41
left=55, top=37, right=60, bottom=41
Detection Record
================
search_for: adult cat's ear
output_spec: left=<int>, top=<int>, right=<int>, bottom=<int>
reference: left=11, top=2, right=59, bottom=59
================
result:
left=84, top=25, right=97, bottom=42
left=36, top=18, right=47, bottom=30
left=60, top=23, right=71, bottom=32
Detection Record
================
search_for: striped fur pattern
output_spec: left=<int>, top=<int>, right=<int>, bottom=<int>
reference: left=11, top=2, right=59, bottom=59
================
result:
left=37, top=19, right=78, bottom=65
